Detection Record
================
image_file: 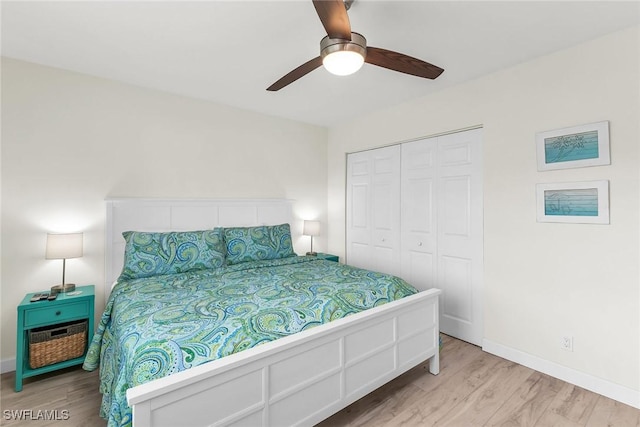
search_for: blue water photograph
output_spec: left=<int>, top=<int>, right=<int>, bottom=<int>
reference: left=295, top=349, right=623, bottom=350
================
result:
left=544, top=188, right=598, bottom=216
left=544, top=130, right=599, bottom=164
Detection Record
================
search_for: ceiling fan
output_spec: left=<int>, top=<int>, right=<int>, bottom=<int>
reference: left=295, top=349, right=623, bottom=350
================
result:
left=267, top=0, right=444, bottom=91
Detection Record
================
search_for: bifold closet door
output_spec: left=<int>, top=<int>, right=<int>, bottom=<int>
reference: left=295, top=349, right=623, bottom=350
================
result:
left=436, top=129, right=483, bottom=346
left=400, top=139, right=437, bottom=292
left=348, top=128, right=483, bottom=345
left=399, top=129, right=483, bottom=345
left=346, top=145, right=401, bottom=276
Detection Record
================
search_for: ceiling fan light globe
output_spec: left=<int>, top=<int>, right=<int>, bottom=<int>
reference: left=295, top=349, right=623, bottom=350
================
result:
left=323, top=50, right=365, bottom=76
left=320, top=32, right=367, bottom=76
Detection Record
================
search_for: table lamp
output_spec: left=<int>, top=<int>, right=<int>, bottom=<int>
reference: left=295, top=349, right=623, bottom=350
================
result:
left=303, top=220, right=320, bottom=256
left=46, top=232, right=83, bottom=293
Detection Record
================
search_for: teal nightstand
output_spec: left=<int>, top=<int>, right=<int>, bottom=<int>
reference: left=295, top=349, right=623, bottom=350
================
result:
left=15, top=285, right=95, bottom=392
left=315, top=253, right=339, bottom=262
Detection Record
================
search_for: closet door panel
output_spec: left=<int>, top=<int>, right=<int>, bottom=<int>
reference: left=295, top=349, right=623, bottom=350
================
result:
left=372, top=181, right=397, bottom=275
left=371, top=146, right=401, bottom=276
left=401, top=139, right=437, bottom=291
left=437, top=129, right=483, bottom=345
left=441, top=176, right=471, bottom=239
left=440, top=255, right=473, bottom=322
left=346, top=146, right=400, bottom=275
left=346, top=152, right=372, bottom=270
left=404, top=250, right=435, bottom=292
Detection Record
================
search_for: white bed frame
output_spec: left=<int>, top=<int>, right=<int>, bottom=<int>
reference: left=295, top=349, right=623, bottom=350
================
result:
left=105, top=198, right=441, bottom=427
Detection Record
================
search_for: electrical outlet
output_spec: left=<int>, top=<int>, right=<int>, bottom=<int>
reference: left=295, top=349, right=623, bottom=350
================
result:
left=561, top=335, right=573, bottom=352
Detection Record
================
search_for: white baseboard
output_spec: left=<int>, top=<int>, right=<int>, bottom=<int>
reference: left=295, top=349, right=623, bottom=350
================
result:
left=482, top=338, right=640, bottom=409
left=1, top=357, right=16, bottom=374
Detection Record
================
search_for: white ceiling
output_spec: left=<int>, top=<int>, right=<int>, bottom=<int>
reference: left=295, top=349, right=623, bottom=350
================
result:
left=2, top=1, right=639, bottom=127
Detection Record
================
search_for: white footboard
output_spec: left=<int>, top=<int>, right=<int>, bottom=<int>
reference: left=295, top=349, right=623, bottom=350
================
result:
left=127, top=288, right=441, bottom=427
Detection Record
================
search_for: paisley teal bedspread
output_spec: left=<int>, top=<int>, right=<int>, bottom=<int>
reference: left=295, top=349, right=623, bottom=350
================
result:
left=83, top=256, right=417, bottom=427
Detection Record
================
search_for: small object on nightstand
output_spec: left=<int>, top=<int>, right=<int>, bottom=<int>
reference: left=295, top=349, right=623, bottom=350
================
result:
left=29, top=293, right=49, bottom=302
left=29, top=294, right=44, bottom=303
left=47, top=294, right=57, bottom=301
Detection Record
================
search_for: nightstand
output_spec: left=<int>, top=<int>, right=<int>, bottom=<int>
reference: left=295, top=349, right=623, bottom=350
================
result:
left=315, top=253, right=339, bottom=262
left=15, top=285, right=95, bottom=392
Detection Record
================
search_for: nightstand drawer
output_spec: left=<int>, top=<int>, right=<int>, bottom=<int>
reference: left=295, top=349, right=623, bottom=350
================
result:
left=23, top=302, right=90, bottom=328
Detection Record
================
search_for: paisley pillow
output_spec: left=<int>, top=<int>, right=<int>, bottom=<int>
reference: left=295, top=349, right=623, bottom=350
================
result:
left=224, top=224, right=296, bottom=265
left=119, top=229, right=226, bottom=281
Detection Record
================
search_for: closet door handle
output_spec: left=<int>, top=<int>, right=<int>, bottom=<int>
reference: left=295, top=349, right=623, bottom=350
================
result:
left=418, top=242, right=423, bottom=247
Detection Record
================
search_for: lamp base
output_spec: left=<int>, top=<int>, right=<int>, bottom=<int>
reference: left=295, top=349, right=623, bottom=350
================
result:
left=306, top=252, right=317, bottom=256
left=51, top=283, right=76, bottom=294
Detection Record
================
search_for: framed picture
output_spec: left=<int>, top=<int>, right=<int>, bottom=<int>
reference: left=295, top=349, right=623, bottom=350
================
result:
left=536, top=121, right=610, bottom=171
left=536, top=180, right=609, bottom=224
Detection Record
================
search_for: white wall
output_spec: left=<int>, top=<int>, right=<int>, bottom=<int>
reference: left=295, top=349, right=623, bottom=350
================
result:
left=327, top=26, right=639, bottom=403
left=1, top=58, right=328, bottom=365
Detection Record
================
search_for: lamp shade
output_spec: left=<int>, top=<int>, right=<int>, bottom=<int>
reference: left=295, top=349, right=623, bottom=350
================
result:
left=303, top=220, right=320, bottom=237
left=46, top=233, right=83, bottom=260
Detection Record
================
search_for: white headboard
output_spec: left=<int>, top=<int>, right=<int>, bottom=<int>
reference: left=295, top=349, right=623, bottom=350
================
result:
left=105, top=198, right=295, bottom=300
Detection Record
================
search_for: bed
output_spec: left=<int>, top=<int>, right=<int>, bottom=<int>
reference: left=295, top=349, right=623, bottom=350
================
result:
left=87, top=199, right=441, bottom=427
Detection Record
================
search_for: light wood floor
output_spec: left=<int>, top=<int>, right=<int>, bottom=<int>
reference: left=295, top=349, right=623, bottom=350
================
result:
left=1, top=335, right=638, bottom=426
left=1, top=364, right=104, bottom=427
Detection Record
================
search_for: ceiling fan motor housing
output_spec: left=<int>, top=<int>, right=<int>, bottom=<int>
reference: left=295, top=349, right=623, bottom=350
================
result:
left=320, top=32, right=367, bottom=60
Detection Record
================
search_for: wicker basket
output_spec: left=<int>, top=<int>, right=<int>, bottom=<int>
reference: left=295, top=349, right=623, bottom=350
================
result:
left=29, top=320, right=87, bottom=369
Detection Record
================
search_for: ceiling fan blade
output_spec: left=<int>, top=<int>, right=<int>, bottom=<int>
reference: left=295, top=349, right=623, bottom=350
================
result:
left=365, top=47, right=444, bottom=80
left=312, top=0, right=351, bottom=40
left=267, top=56, right=324, bottom=91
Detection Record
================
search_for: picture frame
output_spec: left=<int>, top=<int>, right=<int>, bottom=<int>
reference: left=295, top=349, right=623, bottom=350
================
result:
left=536, top=180, right=609, bottom=224
left=536, top=121, right=610, bottom=171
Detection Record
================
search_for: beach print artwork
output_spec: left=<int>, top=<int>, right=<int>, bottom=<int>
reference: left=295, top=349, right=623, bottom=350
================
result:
left=544, top=188, right=598, bottom=217
left=544, top=130, right=599, bottom=164
left=536, top=121, right=609, bottom=171
left=536, top=181, right=609, bottom=224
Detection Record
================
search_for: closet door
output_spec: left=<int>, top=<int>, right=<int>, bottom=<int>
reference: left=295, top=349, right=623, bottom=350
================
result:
left=437, top=128, right=483, bottom=345
left=371, top=146, right=401, bottom=276
left=346, top=146, right=401, bottom=275
left=400, top=139, right=437, bottom=291
left=346, top=150, right=372, bottom=270
left=348, top=129, right=483, bottom=346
